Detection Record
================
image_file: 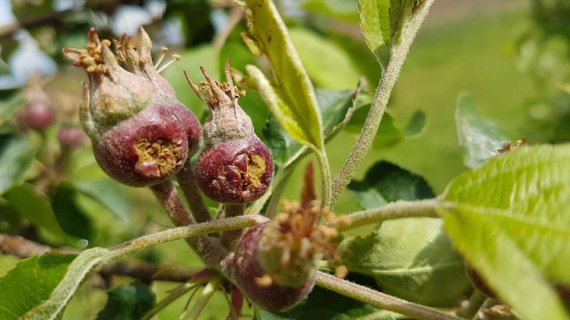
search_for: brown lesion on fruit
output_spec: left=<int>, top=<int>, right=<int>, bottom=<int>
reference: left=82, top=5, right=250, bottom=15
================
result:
left=134, top=138, right=181, bottom=178
left=241, top=153, right=266, bottom=191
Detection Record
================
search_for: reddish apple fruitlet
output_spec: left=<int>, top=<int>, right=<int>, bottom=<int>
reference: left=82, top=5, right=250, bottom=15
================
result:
left=231, top=165, right=342, bottom=311
left=231, top=222, right=316, bottom=311
left=186, top=61, right=273, bottom=203
left=57, top=126, right=86, bottom=148
left=18, top=102, right=56, bottom=130
left=63, top=28, right=201, bottom=187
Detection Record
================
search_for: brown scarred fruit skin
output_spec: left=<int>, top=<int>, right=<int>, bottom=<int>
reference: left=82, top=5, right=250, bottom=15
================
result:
left=196, top=137, right=273, bottom=204
left=189, top=63, right=273, bottom=203
left=93, top=104, right=189, bottom=187
left=64, top=28, right=201, bottom=187
left=231, top=223, right=316, bottom=311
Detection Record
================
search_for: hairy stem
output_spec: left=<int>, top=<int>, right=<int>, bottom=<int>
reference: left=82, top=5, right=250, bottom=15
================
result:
left=176, top=162, right=211, bottom=223
left=330, top=0, right=435, bottom=205
left=150, top=181, right=227, bottom=269
left=221, top=204, right=246, bottom=249
left=334, top=199, right=440, bottom=231
left=107, top=215, right=269, bottom=262
left=316, top=272, right=463, bottom=320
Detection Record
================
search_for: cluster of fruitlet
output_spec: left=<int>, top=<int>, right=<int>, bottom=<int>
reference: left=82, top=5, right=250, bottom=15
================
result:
left=64, top=28, right=336, bottom=312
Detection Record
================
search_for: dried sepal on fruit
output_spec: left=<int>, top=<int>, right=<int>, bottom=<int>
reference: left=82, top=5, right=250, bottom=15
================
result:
left=63, top=28, right=201, bottom=187
left=186, top=61, right=273, bottom=203
left=230, top=164, right=343, bottom=311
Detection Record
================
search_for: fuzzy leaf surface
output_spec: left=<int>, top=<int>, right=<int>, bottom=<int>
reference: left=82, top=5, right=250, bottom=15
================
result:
left=0, top=254, right=75, bottom=320
left=455, top=92, right=509, bottom=168
left=0, top=134, right=36, bottom=194
left=243, top=0, right=324, bottom=150
left=341, top=218, right=470, bottom=307
left=23, top=248, right=110, bottom=320
left=439, top=144, right=570, bottom=320
left=344, top=162, right=469, bottom=306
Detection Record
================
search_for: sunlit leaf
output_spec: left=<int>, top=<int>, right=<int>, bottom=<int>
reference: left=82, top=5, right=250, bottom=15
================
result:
left=262, top=89, right=357, bottom=168
left=243, top=0, right=324, bottom=150
left=290, top=28, right=360, bottom=90
left=359, top=0, right=430, bottom=68
left=23, top=248, right=110, bottom=320
left=341, top=218, right=470, bottom=307
left=0, top=254, right=75, bottom=320
left=455, top=92, right=509, bottom=168
left=439, top=144, right=570, bottom=320
left=302, top=0, right=359, bottom=23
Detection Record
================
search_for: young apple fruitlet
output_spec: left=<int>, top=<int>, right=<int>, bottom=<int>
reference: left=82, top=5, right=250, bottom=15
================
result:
left=186, top=61, right=273, bottom=204
left=63, top=28, right=201, bottom=187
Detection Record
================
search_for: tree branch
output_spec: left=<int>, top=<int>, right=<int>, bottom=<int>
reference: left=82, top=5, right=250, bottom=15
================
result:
left=0, top=233, right=200, bottom=283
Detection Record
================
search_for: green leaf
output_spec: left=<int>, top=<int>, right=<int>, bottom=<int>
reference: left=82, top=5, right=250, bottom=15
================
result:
left=358, top=0, right=391, bottom=67
left=3, top=184, right=71, bottom=243
left=0, top=254, right=75, bottom=320
left=359, top=0, right=428, bottom=68
left=439, top=144, right=570, bottom=320
left=97, top=282, right=156, bottom=320
left=403, top=110, right=426, bottom=138
left=343, top=162, right=469, bottom=307
left=289, top=28, right=360, bottom=90
left=75, top=179, right=132, bottom=223
left=455, top=92, right=509, bottom=168
left=0, top=93, right=25, bottom=125
left=52, top=184, right=94, bottom=241
left=340, top=218, right=471, bottom=307
left=348, top=161, right=434, bottom=209
left=262, top=88, right=357, bottom=168
left=302, top=0, right=359, bottom=23
left=23, top=248, right=110, bottom=320
left=0, top=134, right=37, bottom=194
left=243, top=0, right=324, bottom=150
left=257, top=286, right=406, bottom=319
left=248, top=65, right=315, bottom=148
left=346, top=108, right=425, bottom=149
